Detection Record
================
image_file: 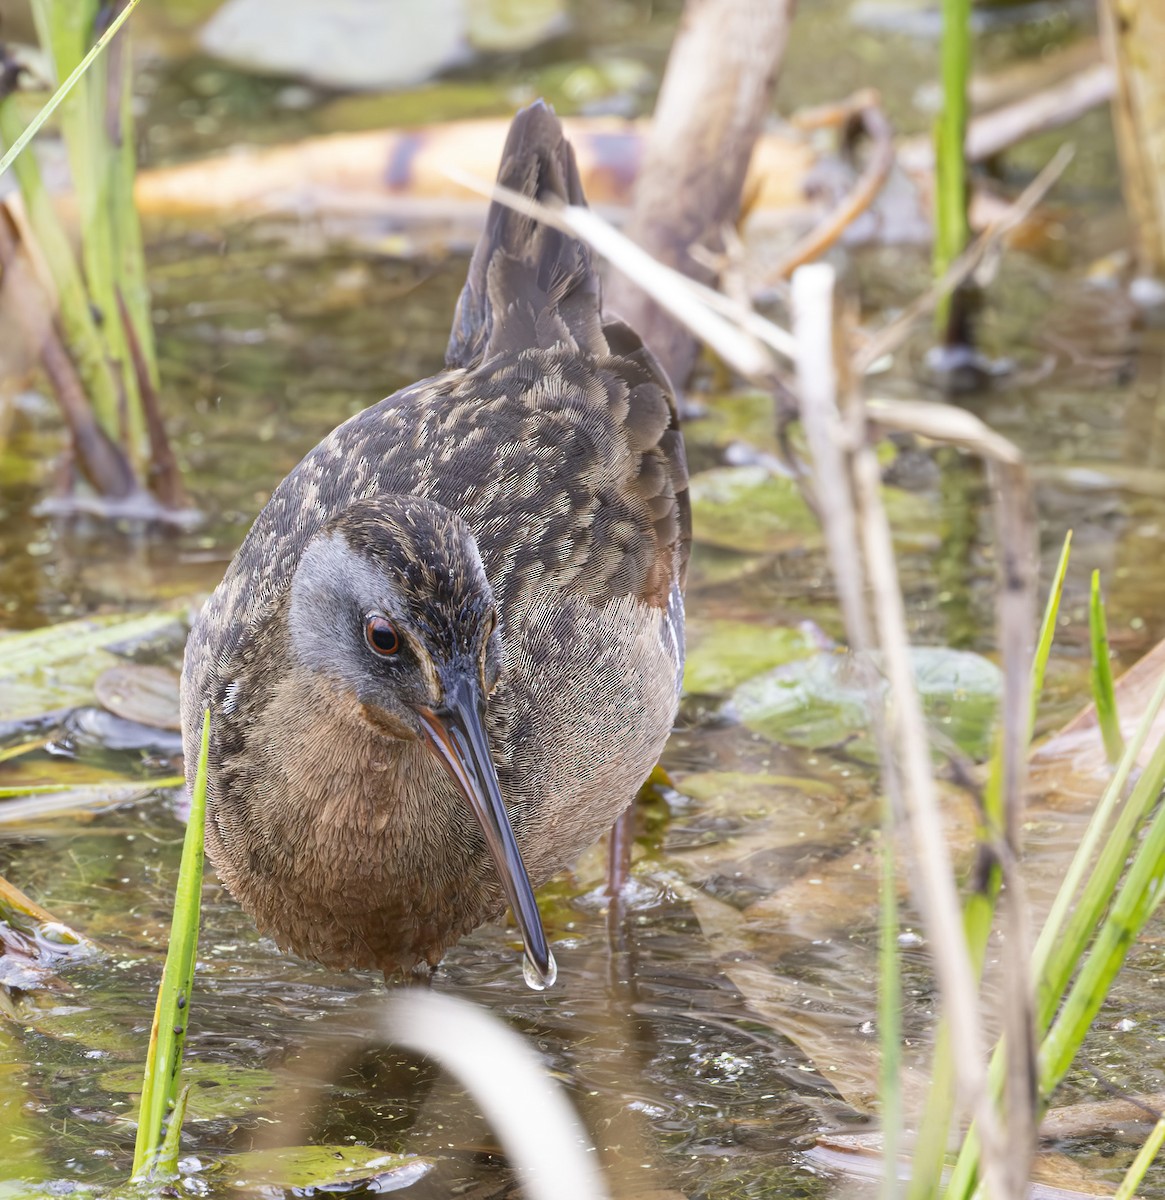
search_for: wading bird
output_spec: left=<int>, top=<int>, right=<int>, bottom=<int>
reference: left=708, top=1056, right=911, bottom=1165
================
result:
left=180, top=101, right=690, bottom=988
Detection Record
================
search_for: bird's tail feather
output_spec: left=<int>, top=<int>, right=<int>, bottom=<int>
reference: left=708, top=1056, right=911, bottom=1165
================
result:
left=444, top=100, right=605, bottom=371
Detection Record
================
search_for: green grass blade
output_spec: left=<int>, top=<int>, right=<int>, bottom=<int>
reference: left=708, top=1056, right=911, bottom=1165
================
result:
left=0, top=739, right=46, bottom=764
left=32, top=0, right=145, bottom=458
left=946, top=664, right=1165, bottom=1200
left=1114, top=1116, right=1165, bottom=1200
left=934, top=0, right=971, bottom=329
left=1038, top=744, right=1165, bottom=1095
left=1029, top=531, right=1072, bottom=739
left=1037, top=706, right=1165, bottom=1031
left=131, top=709, right=206, bottom=1180
left=1088, top=571, right=1124, bottom=764
left=0, top=91, right=124, bottom=431
left=108, top=34, right=158, bottom=394
left=0, top=0, right=145, bottom=181
left=154, top=1084, right=190, bottom=1180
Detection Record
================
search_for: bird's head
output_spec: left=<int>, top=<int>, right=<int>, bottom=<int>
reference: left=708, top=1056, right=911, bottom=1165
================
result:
left=288, top=495, right=554, bottom=987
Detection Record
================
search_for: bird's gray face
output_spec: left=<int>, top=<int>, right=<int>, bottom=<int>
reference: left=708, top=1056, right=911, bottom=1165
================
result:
left=288, top=520, right=501, bottom=737
left=288, top=498, right=554, bottom=986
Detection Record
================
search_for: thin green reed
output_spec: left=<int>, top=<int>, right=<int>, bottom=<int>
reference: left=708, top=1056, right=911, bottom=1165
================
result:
left=934, top=0, right=971, bottom=328
left=131, top=709, right=206, bottom=1181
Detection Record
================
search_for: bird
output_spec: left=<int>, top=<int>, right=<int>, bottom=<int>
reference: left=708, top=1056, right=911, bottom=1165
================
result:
left=179, top=100, right=690, bottom=988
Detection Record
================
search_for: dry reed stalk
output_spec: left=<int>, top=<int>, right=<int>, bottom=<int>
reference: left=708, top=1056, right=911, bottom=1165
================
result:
left=792, top=263, right=1020, bottom=1198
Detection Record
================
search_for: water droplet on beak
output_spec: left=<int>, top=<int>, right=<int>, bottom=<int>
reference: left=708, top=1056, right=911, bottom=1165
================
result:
left=522, top=947, right=557, bottom=991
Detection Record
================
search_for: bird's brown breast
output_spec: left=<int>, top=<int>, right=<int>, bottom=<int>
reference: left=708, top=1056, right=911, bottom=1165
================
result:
left=200, top=585, right=678, bottom=975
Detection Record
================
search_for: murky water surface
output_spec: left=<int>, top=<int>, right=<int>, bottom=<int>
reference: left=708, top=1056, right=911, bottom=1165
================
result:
left=2, top=0, right=1165, bottom=1196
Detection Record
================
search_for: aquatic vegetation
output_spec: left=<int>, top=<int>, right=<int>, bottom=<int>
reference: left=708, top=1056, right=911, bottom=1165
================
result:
left=2, top=1, right=1165, bottom=1196
left=131, top=708, right=207, bottom=1182
left=0, top=0, right=184, bottom=507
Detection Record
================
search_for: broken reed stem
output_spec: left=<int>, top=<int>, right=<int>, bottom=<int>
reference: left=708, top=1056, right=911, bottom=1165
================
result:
left=988, top=459, right=1038, bottom=1196
left=1097, top=0, right=1165, bottom=276
left=869, top=403, right=1039, bottom=1200
left=791, top=266, right=905, bottom=1200
left=791, top=262, right=1009, bottom=1200
left=455, top=140, right=1071, bottom=389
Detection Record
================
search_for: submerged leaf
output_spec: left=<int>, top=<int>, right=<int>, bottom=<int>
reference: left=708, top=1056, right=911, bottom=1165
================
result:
left=731, top=646, right=1001, bottom=759
left=0, top=611, right=184, bottom=726
left=224, top=1145, right=433, bottom=1191
left=683, top=618, right=816, bottom=696
left=94, top=664, right=182, bottom=732
left=108, top=1062, right=282, bottom=1122
left=689, top=466, right=817, bottom=555
left=689, top=465, right=934, bottom=557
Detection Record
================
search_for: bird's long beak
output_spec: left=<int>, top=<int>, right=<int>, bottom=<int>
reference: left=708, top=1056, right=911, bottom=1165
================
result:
left=418, top=673, right=555, bottom=988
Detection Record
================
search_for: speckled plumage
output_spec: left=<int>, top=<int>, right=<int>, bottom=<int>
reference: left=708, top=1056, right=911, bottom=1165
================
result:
left=180, top=101, right=690, bottom=976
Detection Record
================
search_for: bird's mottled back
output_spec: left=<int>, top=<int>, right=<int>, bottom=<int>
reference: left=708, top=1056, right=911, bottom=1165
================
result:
left=180, top=101, right=691, bottom=979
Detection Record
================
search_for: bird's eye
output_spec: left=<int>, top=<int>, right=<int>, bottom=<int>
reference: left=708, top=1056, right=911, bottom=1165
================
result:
left=365, top=616, right=400, bottom=657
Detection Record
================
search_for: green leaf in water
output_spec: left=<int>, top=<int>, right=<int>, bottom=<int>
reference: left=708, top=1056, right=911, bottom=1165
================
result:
left=689, top=466, right=817, bottom=555
left=1089, top=569, right=1124, bottom=764
left=223, top=1146, right=433, bottom=1192
left=0, top=610, right=184, bottom=725
left=689, top=465, right=932, bottom=557
left=108, top=1062, right=281, bottom=1122
left=683, top=618, right=817, bottom=696
left=681, top=391, right=780, bottom=457
left=685, top=543, right=769, bottom=591
left=732, top=647, right=1001, bottom=760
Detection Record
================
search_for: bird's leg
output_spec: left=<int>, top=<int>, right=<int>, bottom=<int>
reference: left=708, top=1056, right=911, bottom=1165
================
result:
left=604, top=801, right=636, bottom=968
left=605, top=803, right=635, bottom=900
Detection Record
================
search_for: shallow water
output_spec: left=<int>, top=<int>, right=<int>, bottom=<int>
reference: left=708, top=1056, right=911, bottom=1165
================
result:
left=2, top=0, right=1165, bottom=1197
